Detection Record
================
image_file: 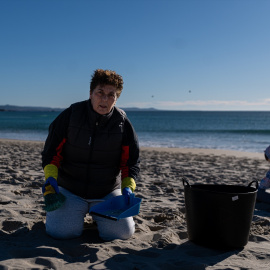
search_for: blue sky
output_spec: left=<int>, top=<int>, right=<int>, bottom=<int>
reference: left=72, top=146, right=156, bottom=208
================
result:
left=1, top=0, right=270, bottom=111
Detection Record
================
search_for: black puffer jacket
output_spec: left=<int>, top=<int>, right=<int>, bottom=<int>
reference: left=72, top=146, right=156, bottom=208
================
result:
left=41, top=100, right=140, bottom=199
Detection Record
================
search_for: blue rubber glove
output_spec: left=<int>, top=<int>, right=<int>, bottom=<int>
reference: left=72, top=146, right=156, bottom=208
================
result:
left=42, top=177, right=66, bottom=212
left=42, top=177, right=59, bottom=195
left=122, top=187, right=132, bottom=204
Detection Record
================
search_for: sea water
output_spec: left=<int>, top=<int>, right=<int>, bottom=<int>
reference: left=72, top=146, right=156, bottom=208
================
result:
left=0, top=110, right=269, bottom=153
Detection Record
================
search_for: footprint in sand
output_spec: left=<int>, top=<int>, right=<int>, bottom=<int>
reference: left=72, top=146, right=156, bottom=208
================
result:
left=2, top=220, right=24, bottom=232
left=0, top=195, right=14, bottom=205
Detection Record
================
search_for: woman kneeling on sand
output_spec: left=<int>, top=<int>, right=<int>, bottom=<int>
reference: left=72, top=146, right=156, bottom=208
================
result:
left=41, top=69, right=140, bottom=241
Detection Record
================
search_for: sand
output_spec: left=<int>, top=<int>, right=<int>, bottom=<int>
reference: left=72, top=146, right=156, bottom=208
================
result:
left=0, top=139, right=270, bottom=270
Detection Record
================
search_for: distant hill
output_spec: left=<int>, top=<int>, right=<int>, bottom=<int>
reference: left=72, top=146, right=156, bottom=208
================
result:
left=120, top=107, right=159, bottom=111
left=0, top=105, right=64, bottom=112
left=0, top=104, right=159, bottom=112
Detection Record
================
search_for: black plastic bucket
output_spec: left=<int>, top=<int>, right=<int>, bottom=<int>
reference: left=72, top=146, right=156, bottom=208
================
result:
left=183, top=179, right=258, bottom=249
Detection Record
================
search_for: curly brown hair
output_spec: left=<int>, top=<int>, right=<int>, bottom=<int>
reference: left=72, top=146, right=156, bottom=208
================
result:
left=90, top=69, right=124, bottom=98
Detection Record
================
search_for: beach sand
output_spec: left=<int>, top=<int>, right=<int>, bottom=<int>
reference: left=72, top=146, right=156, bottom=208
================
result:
left=0, top=139, right=270, bottom=269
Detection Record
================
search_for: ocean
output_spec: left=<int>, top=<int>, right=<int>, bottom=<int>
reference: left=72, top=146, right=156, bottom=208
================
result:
left=0, top=110, right=270, bottom=153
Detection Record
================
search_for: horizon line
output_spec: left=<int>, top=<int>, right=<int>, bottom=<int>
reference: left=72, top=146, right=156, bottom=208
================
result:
left=0, top=104, right=270, bottom=112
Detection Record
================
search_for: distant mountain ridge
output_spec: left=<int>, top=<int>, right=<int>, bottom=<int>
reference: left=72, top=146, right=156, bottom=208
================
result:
left=0, top=104, right=159, bottom=112
left=0, top=105, right=64, bottom=112
left=120, top=107, right=158, bottom=111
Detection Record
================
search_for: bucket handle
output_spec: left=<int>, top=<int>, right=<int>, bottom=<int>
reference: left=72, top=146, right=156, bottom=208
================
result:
left=182, top=177, right=190, bottom=187
left=247, top=180, right=258, bottom=190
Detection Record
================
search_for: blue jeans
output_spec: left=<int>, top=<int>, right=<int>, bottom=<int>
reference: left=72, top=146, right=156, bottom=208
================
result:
left=45, top=187, right=135, bottom=241
left=257, top=187, right=270, bottom=204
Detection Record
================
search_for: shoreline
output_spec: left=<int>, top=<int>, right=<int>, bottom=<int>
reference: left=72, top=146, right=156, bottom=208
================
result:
left=141, top=146, right=263, bottom=159
left=0, top=138, right=264, bottom=159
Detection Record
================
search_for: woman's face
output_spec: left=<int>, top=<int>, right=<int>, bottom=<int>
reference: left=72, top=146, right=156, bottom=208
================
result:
left=90, top=85, right=118, bottom=115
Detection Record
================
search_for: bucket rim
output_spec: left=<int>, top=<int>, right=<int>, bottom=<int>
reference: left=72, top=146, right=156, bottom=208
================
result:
left=182, top=178, right=258, bottom=194
left=188, top=184, right=257, bottom=195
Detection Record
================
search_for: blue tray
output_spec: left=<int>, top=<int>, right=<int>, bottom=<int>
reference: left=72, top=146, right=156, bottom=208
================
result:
left=89, top=194, right=142, bottom=221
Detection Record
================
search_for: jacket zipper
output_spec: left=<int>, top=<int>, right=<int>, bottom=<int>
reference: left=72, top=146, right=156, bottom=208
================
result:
left=84, top=121, right=98, bottom=198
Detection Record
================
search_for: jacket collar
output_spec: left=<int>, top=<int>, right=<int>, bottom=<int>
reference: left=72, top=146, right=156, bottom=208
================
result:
left=88, top=99, right=114, bottom=127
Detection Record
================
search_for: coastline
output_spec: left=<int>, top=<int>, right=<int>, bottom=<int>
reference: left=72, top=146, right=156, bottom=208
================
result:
left=0, top=138, right=264, bottom=159
left=0, top=139, right=270, bottom=269
left=141, top=146, right=263, bottom=159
